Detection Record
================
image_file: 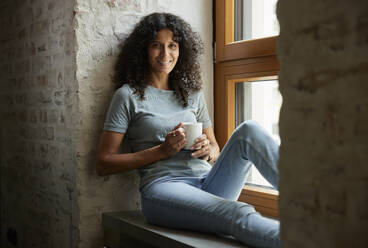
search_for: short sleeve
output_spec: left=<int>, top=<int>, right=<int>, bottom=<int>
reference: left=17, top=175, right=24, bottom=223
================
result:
left=196, top=91, right=212, bottom=129
left=103, top=86, right=132, bottom=133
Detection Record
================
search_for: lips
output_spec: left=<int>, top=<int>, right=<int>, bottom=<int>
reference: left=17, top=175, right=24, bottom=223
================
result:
left=157, top=60, right=172, bottom=66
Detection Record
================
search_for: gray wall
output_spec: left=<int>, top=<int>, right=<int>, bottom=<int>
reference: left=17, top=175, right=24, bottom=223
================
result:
left=277, top=0, right=368, bottom=247
left=0, top=0, right=78, bottom=247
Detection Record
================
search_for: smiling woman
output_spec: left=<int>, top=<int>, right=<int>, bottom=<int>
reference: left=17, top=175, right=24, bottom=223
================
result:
left=97, top=12, right=281, bottom=248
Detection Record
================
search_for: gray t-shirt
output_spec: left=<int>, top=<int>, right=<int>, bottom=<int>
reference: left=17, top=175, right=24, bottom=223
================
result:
left=103, top=84, right=212, bottom=188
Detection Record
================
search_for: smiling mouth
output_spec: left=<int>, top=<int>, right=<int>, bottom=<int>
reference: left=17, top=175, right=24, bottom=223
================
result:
left=157, top=60, right=172, bottom=66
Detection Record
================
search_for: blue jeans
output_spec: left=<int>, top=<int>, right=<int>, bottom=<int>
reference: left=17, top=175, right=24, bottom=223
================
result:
left=141, top=121, right=280, bottom=248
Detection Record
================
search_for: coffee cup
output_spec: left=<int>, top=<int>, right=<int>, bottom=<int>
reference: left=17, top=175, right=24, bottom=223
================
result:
left=182, top=122, right=202, bottom=150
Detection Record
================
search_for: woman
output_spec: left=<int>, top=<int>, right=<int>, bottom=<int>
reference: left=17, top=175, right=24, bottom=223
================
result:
left=97, top=12, right=280, bottom=248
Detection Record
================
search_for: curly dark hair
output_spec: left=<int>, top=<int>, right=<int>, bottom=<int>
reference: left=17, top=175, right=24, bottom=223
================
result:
left=113, top=12, right=204, bottom=107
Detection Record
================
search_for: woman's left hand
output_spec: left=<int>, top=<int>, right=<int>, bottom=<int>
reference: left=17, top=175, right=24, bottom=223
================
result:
left=190, top=133, right=213, bottom=162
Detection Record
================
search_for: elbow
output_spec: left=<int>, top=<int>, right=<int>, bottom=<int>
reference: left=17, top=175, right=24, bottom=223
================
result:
left=96, top=156, right=109, bottom=177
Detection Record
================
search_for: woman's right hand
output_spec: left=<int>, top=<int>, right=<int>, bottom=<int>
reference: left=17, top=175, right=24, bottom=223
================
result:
left=160, top=123, right=187, bottom=157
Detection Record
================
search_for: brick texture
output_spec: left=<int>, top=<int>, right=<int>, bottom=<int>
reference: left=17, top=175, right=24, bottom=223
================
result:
left=1, top=0, right=213, bottom=247
left=0, top=0, right=77, bottom=247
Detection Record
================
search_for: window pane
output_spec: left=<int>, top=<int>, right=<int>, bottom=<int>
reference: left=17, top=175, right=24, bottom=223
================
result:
left=234, top=0, right=279, bottom=42
left=235, top=80, right=282, bottom=188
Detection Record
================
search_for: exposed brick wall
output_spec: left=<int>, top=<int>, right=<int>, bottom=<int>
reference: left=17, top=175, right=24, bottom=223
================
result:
left=0, top=0, right=78, bottom=247
left=277, top=0, right=368, bottom=247
left=1, top=0, right=213, bottom=247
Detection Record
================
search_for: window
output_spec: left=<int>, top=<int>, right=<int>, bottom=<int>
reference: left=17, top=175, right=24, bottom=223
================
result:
left=235, top=79, right=282, bottom=187
left=215, top=0, right=280, bottom=217
left=234, top=0, right=279, bottom=42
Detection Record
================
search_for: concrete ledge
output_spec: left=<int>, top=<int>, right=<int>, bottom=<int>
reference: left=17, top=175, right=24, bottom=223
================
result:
left=102, top=211, right=249, bottom=248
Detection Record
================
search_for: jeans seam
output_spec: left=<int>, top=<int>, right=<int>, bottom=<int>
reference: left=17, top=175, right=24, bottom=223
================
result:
left=142, top=194, right=232, bottom=234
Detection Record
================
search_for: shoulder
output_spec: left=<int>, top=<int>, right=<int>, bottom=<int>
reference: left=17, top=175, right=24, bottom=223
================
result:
left=110, top=84, right=137, bottom=107
left=189, top=89, right=204, bottom=101
left=184, top=89, right=203, bottom=107
left=115, top=84, right=133, bottom=97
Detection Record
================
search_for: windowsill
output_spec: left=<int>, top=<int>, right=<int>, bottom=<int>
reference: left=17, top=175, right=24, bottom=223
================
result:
left=238, top=185, right=279, bottom=218
left=103, top=211, right=251, bottom=248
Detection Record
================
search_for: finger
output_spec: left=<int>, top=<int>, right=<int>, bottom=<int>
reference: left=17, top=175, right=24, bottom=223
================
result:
left=169, top=130, right=185, bottom=142
left=168, top=127, right=185, bottom=138
left=194, top=134, right=207, bottom=143
left=200, top=155, right=210, bottom=161
left=192, top=150, right=208, bottom=158
left=191, top=139, right=209, bottom=150
left=172, top=122, right=183, bottom=131
left=178, top=139, right=187, bottom=149
left=191, top=146, right=210, bottom=158
left=169, top=136, right=185, bottom=148
left=172, top=128, right=185, bottom=138
left=171, top=138, right=186, bottom=151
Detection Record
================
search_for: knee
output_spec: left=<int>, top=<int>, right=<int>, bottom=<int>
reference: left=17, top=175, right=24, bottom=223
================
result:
left=233, top=120, right=263, bottom=139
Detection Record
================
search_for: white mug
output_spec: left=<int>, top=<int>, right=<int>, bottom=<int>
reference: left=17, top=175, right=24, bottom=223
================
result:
left=182, top=122, right=202, bottom=150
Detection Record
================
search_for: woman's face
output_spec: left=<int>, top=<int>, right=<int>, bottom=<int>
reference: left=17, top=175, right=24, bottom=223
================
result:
left=148, top=28, right=179, bottom=75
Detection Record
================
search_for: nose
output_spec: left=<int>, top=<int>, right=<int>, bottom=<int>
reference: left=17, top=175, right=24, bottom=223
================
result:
left=159, top=46, right=169, bottom=58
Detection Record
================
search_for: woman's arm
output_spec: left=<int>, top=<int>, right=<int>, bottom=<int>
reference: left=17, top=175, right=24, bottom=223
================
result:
left=190, top=126, right=220, bottom=164
left=96, top=123, right=187, bottom=176
left=96, top=131, right=164, bottom=176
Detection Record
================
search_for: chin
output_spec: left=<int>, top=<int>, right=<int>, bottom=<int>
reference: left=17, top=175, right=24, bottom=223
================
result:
left=157, top=68, right=174, bottom=74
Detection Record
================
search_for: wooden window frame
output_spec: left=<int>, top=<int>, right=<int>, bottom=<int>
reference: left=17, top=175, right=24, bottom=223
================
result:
left=214, top=0, right=279, bottom=218
left=216, top=0, right=277, bottom=62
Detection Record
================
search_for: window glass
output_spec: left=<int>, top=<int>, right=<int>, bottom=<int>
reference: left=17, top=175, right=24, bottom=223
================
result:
left=235, top=80, right=282, bottom=187
left=234, top=0, right=279, bottom=42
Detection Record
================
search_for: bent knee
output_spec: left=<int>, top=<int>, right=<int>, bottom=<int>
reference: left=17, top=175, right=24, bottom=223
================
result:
left=234, top=120, right=262, bottom=137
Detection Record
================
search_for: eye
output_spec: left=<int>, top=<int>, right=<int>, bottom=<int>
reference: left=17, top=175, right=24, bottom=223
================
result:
left=169, top=43, right=178, bottom=49
left=150, top=42, right=160, bottom=48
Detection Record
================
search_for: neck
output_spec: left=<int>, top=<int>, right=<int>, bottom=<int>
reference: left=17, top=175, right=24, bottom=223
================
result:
left=149, top=72, right=170, bottom=90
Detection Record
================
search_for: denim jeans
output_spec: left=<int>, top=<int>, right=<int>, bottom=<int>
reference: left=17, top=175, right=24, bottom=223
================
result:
left=140, top=120, right=280, bottom=248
